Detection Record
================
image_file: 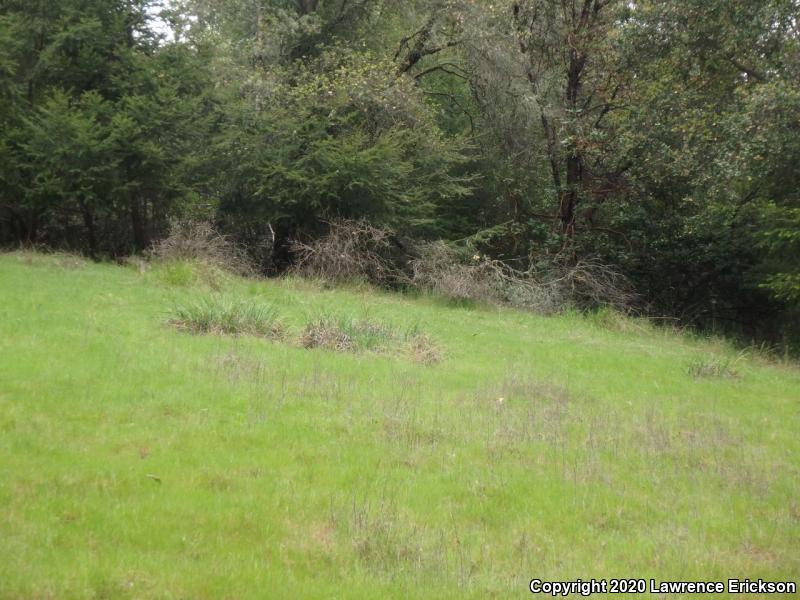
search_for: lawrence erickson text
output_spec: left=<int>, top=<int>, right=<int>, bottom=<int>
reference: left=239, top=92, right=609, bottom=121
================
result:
left=529, top=578, right=796, bottom=596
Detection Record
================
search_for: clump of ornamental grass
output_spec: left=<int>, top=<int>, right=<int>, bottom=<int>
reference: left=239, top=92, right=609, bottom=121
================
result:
left=299, top=314, right=441, bottom=363
left=10, top=248, right=88, bottom=270
left=686, top=353, right=743, bottom=379
left=403, top=333, right=443, bottom=365
left=586, top=307, right=652, bottom=334
left=169, top=296, right=284, bottom=339
left=300, top=315, right=394, bottom=352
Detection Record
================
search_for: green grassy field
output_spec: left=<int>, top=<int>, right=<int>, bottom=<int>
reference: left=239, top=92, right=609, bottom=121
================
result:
left=1, top=251, right=798, bottom=598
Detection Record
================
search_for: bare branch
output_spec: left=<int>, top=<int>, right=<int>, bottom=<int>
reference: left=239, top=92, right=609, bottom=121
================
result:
left=423, top=91, right=475, bottom=134
left=725, top=53, right=767, bottom=82
left=413, top=62, right=469, bottom=80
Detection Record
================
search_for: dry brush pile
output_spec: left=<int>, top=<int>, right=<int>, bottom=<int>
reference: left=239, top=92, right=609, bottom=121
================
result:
left=292, top=220, right=635, bottom=315
left=290, top=220, right=400, bottom=286
left=150, top=218, right=635, bottom=318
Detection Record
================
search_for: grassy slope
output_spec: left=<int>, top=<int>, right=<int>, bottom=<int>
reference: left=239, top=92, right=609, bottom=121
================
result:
left=0, top=252, right=798, bottom=598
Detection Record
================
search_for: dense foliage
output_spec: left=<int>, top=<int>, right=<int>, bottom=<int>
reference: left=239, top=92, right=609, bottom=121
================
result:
left=1, top=0, right=798, bottom=346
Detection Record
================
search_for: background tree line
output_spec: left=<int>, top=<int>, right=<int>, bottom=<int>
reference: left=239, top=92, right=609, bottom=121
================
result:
left=1, top=0, right=798, bottom=348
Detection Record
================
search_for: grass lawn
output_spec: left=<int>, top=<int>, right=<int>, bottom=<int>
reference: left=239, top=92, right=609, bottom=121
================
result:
left=1, top=251, right=798, bottom=598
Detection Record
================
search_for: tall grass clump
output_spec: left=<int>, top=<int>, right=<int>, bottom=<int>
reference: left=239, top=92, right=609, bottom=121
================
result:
left=169, top=296, right=284, bottom=339
left=686, top=353, right=743, bottom=379
left=300, top=314, right=441, bottom=362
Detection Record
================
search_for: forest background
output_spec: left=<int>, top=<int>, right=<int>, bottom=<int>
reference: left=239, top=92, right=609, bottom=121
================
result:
left=1, top=0, right=798, bottom=349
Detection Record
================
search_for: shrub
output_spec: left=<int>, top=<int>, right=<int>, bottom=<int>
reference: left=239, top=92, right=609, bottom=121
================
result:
left=408, top=242, right=501, bottom=305
left=530, top=256, right=636, bottom=313
left=409, top=242, right=635, bottom=314
left=169, top=296, right=283, bottom=339
left=149, top=220, right=255, bottom=277
left=291, top=220, right=401, bottom=286
left=289, top=222, right=634, bottom=314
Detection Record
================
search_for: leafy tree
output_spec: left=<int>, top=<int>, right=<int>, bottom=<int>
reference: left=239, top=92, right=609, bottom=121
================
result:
left=182, top=0, right=473, bottom=260
left=601, top=0, right=800, bottom=335
left=0, top=0, right=215, bottom=253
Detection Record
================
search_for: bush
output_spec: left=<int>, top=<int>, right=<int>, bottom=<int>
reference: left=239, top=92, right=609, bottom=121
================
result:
left=408, top=242, right=501, bottom=305
left=409, top=242, right=635, bottom=314
left=290, top=220, right=401, bottom=286
left=292, top=227, right=635, bottom=314
left=169, top=296, right=284, bottom=338
left=531, top=256, right=636, bottom=313
left=149, top=220, right=255, bottom=277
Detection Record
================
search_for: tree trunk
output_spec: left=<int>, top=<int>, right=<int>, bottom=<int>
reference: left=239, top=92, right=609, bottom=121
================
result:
left=298, top=0, right=318, bottom=14
left=79, top=200, right=98, bottom=258
left=24, top=210, right=38, bottom=245
left=561, top=153, right=581, bottom=235
left=540, top=111, right=562, bottom=211
left=560, top=47, right=586, bottom=236
left=130, top=198, right=147, bottom=252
